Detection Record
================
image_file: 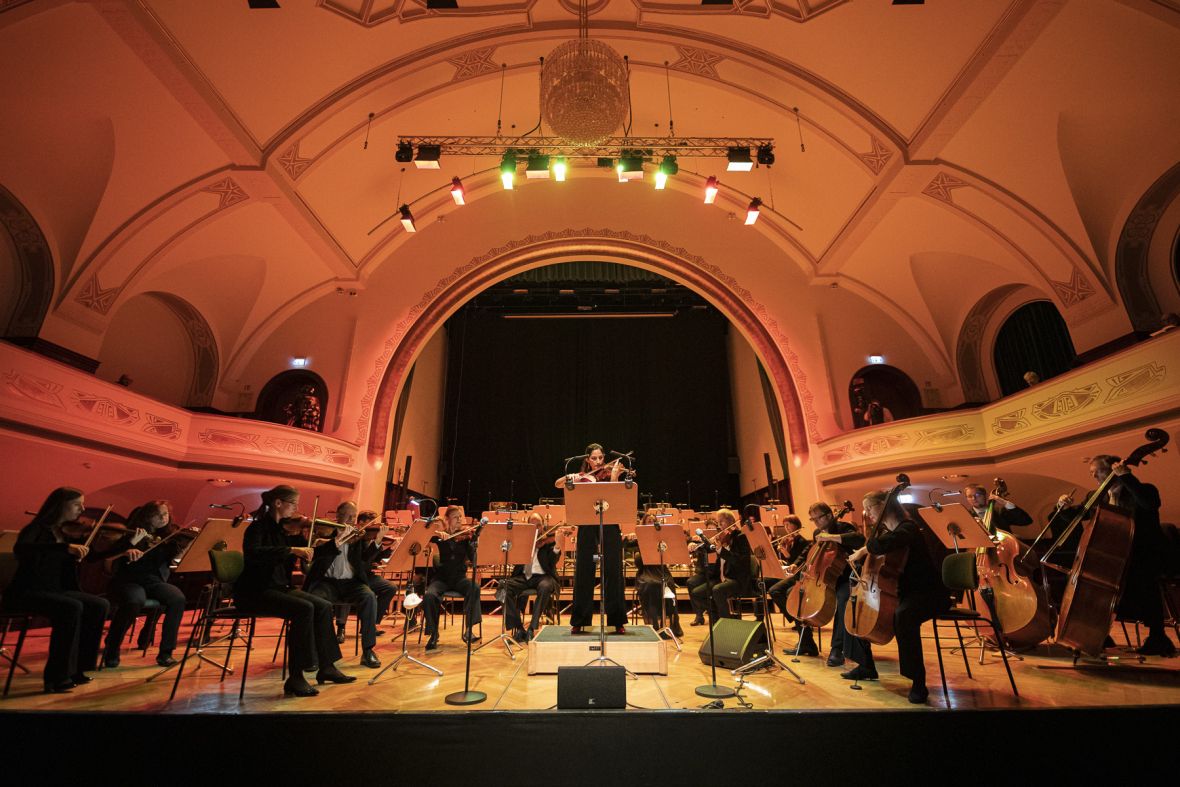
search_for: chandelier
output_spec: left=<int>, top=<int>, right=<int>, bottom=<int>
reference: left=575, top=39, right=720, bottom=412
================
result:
left=541, top=38, right=629, bottom=146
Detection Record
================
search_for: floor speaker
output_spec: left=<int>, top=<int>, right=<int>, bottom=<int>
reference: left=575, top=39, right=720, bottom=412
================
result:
left=557, top=666, right=626, bottom=709
left=698, top=618, right=767, bottom=669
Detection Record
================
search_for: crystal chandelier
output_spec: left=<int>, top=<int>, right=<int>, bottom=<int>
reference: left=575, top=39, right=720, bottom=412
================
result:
left=540, top=2, right=628, bottom=145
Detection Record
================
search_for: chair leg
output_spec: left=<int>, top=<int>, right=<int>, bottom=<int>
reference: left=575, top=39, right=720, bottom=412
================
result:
left=3, top=619, right=29, bottom=698
left=240, top=617, right=255, bottom=701
left=169, top=609, right=203, bottom=702
left=989, top=617, right=1019, bottom=698
left=221, top=619, right=236, bottom=683
left=952, top=620, right=973, bottom=679
left=272, top=619, right=287, bottom=663
left=932, top=619, right=950, bottom=704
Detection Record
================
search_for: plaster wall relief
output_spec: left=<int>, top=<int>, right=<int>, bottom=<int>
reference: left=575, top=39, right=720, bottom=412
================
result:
left=318, top=0, right=536, bottom=27
left=0, top=184, right=54, bottom=337
left=1115, top=161, right=1180, bottom=331
left=813, top=329, right=1180, bottom=481
left=0, top=343, right=360, bottom=484
left=634, top=0, right=849, bottom=21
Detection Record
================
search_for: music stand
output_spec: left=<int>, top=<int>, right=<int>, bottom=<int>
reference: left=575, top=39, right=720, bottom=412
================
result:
left=920, top=504, right=993, bottom=552
left=474, top=521, right=538, bottom=659
left=635, top=523, right=689, bottom=650
left=369, top=518, right=442, bottom=684
left=732, top=521, right=805, bottom=684
left=174, top=518, right=245, bottom=574
left=564, top=482, right=638, bottom=676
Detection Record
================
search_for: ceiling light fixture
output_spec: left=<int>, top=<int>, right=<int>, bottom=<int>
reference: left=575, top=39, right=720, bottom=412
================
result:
left=704, top=175, right=719, bottom=204
left=414, top=144, right=441, bottom=169
left=450, top=176, right=466, bottom=205
left=745, top=197, right=762, bottom=225
left=500, top=152, right=516, bottom=190
left=526, top=154, right=551, bottom=179
left=727, top=147, right=753, bottom=172
left=399, top=204, right=417, bottom=232
left=617, top=154, right=644, bottom=182
left=552, top=157, right=568, bottom=182
left=654, top=155, right=677, bottom=190
left=757, top=144, right=775, bottom=166
left=395, top=141, right=413, bottom=163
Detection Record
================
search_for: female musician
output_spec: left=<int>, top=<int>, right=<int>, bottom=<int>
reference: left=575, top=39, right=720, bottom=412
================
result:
left=766, top=515, right=815, bottom=655
left=688, top=508, right=751, bottom=620
left=1, top=487, right=109, bottom=693
left=630, top=513, right=684, bottom=639
left=808, top=502, right=864, bottom=667
left=100, top=500, right=193, bottom=668
left=844, top=489, right=950, bottom=704
left=686, top=520, right=720, bottom=626
left=501, top=512, right=565, bottom=643
left=555, top=443, right=627, bottom=635
left=422, top=505, right=482, bottom=651
left=235, top=485, right=356, bottom=696
left=302, top=501, right=381, bottom=669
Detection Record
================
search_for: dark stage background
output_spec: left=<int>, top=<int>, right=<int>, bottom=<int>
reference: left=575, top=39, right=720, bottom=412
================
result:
left=439, top=307, right=740, bottom=512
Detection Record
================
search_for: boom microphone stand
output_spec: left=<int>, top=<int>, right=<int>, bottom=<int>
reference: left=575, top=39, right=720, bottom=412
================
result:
left=446, top=520, right=486, bottom=705
left=694, top=531, right=735, bottom=699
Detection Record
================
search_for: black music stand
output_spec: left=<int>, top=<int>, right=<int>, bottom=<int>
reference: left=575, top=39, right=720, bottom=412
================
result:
left=565, top=481, right=638, bottom=677
left=369, top=518, right=442, bottom=684
left=733, top=521, right=805, bottom=684
left=635, top=522, right=689, bottom=650
left=474, top=520, right=538, bottom=659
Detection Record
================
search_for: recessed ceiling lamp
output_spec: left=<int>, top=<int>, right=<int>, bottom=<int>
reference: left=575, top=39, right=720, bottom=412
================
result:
left=526, top=154, right=551, bottom=179
left=500, top=152, right=516, bottom=190
left=654, top=156, right=678, bottom=190
left=399, top=204, right=417, bottom=232
left=727, top=147, right=753, bottom=172
left=450, top=176, right=466, bottom=205
left=414, top=144, right=441, bottom=169
left=745, top=197, right=762, bottom=225
left=703, top=175, right=719, bottom=204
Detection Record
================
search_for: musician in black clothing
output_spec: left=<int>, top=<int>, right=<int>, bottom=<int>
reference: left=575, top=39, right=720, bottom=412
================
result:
left=698, top=509, right=752, bottom=619
left=630, top=514, right=684, bottom=639
left=500, top=513, right=565, bottom=642
left=809, top=502, right=865, bottom=667
left=767, top=515, right=816, bottom=656
left=1059, top=455, right=1175, bottom=657
left=100, top=500, right=194, bottom=668
left=422, top=505, right=482, bottom=651
left=303, top=501, right=382, bottom=669
left=355, top=510, right=398, bottom=621
left=235, top=485, right=356, bottom=696
left=686, top=520, right=720, bottom=626
left=842, top=489, right=951, bottom=704
left=2, top=487, right=109, bottom=693
left=962, top=484, right=1033, bottom=534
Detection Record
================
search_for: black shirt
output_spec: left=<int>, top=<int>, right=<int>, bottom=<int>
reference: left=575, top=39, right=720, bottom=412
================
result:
left=866, top=518, right=946, bottom=597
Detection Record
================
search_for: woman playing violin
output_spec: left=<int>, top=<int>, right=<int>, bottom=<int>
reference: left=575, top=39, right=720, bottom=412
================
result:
left=235, top=485, right=357, bottom=696
left=766, top=515, right=816, bottom=655
left=422, top=505, right=482, bottom=651
left=99, top=500, right=196, bottom=669
left=1, top=487, right=109, bottom=693
left=556, top=443, right=628, bottom=635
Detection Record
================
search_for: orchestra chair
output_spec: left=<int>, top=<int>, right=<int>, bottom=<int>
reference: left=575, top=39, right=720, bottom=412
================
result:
left=1161, top=577, right=1180, bottom=643
left=169, top=549, right=283, bottom=702
left=0, top=550, right=34, bottom=697
left=518, top=585, right=560, bottom=628
left=118, top=599, right=163, bottom=657
left=931, top=552, right=1019, bottom=704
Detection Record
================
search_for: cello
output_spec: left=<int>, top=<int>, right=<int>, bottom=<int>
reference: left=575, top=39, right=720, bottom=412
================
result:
left=1047, top=428, right=1169, bottom=657
left=972, top=479, right=1054, bottom=648
left=791, top=500, right=855, bottom=627
left=847, top=474, right=910, bottom=645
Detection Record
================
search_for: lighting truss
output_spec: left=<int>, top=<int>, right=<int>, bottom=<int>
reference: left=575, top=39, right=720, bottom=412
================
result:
left=396, top=135, right=775, bottom=159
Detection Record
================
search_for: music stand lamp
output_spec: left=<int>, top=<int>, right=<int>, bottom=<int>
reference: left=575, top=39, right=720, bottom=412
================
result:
left=635, top=522, right=689, bottom=651
left=565, top=481, right=638, bottom=677
left=733, top=520, right=805, bottom=683
left=474, top=519, right=538, bottom=659
left=369, top=517, right=442, bottom=684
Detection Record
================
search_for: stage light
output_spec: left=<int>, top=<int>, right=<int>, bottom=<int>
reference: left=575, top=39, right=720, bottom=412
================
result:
left=414, top=144, right=441, bottom=169
left=450, top=176, right=466, bottom=205
left=399, top=203, right=417, bottom=232
left=757, top=144, right=775, bottom=166
left=617, top=154, right=644, bottom=182
left=745, top=197, right=762, bottom=225
left=395, top=141, right=413, bottom=163
left=500, top=152, right=516, bottom=190
left=654, top=155, right=677, bottom=190
left=553, top=157, right=568, bottom=181
left=727, top=147, right=753, bottom=172
left=704, top=175, right=719, bottom=204
left=526, top=154, right=551, bottom=179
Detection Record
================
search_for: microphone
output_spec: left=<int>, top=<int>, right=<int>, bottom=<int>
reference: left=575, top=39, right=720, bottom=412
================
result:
left=564, top=453, right=589, bottom=463
left=209, top=504, right=233, bottom=510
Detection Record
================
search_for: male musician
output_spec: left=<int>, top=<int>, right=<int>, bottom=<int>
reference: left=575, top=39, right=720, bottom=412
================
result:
left=303, top=501, right=382, bottom=668
left=766, top=515, right=816, bottom=656
left=500, top=514, right=564, bottom=643
left=844, top=490, right=951, bottom=704
left=809, top=502, right=865, bottom=667
left=686, top=523, right=720, bottom=625
left=631, top=514, right=684, bottom=639
left=1059, top=455, right=1174, bottom=657
left=689, top=509, right=752, bottom=619
left=962, top=484, right=1032, bottom=534
left=355, top=510, right=398, bottom=623
left=422, top=505, right=482, bottom=651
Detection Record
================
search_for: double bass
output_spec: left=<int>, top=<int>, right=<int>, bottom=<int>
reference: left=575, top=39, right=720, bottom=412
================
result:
left=1048, top=428, right=1169, bottom=657
left=847, top=474, right=910, bottom=645
left=972, top=479, right=1053, bottom=647
left=791, top=500, right=855, bottom=627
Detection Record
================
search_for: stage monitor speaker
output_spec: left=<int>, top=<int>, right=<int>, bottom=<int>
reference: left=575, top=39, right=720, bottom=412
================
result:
left=699, top=618, right=767, bottom=669
left=557, top=666, right=626, bottom=709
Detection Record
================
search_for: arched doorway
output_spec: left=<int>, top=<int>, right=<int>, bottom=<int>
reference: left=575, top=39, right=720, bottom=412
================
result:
left=993, top=301, right=1076, bottom=396
left=256, top=369, right=330, bottom=432
left=848, top=365, right=922, bottom=427
left=0, top=183, right=54, bottom=340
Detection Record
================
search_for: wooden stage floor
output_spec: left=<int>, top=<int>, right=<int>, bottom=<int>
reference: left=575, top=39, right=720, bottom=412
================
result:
left=3, top=614, right=1178, bottom=714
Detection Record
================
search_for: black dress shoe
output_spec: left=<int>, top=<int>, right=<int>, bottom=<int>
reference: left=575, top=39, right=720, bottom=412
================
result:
left=672, top=627, right=684, bottom=639
left=511, top=629, right=528, bottom=643
left=44, top=680, right=75, bottom=694
left=316, top=668, right=358, bottom=685
left=425, top=634, right=439, bottom=651
left=1137, top=635, right=1177, bottom=657
left=840, top=665, right=879, bottom=681
left=689, top=618, right=705, bottom=627
left=908, top=683, right=930, bottom=704
left=70, top=673, right=94, bottom=685
left=797, top=643, right=819, bottom=657
left=336, top=629, right=347, bottom=645
left=101, top=654, right=120, bottom=669
left=461, top=631, right=481, bottom=645
left=360, top=650, right=381, bottom=669
left=570, top=626, right=585, bottom=636
left=156, top=655, right=178, bottom=668
left=826, top=649, right=845, bottom=667
left=283, top=678, right=319, bottom=697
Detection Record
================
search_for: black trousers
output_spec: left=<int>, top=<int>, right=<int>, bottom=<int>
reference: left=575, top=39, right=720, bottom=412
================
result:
left=570, top=524, right=625, bottom=627
left=686, top=571, right=716, bottom=620
left=501, top=574, right=558, bottom=632
left=5, top=590, right=108, bottom=685
left=422, top=577, right=481, bottom=636
left=830, top=575, right=851, bottom=654
left=104, top=578, right=186, bottom=658
left=366, top=574, right=398, bottom=619
left=636, top=577, right=681, bottom=633
left=707, top=578, right=749, bottom=619
left=236, top=588, right=342, bottom=674
left=846, top=590, right=950, bottom=684
left=307, top=577, right=379, bottom=650
left=769, top=576, right=800, bottom=617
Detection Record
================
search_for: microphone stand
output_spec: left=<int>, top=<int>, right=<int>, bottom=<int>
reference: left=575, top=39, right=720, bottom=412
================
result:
left=695, top=534, right=735, bottom=699
left=446, top=521, right=487, bottom=705
left=370, top=524, right=442, bottom=684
